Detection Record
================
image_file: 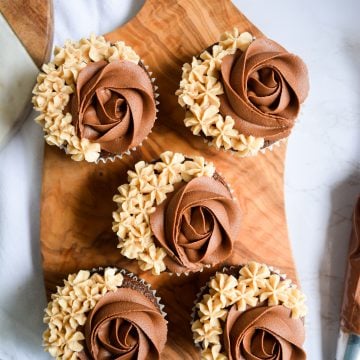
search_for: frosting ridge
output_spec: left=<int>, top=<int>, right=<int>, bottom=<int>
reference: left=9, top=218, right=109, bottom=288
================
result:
left=84, top=287, right=167, bottom=360
left=219, top=38, right=309, bottom=142
left=71, top=60, right=156, bottom=154
left=150, top=176, right=241, bottom=273
left=224, top=305, right=306, bottom=360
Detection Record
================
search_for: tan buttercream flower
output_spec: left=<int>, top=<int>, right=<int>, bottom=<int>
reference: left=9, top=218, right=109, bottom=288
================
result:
left=209, top=273, right=239, bottom=307
left=259, top=274, right=291, bottom=306
left=138, top=244, right=167, bottom=275
left=201, top=345, right=228, bottom=360
left=192, top=320, right=223, bottom=349
left=198, top=294, right=227, bottom=326
left=219, top=29, right=253, bottom=52
left=66, top=137, right=101, bottom=163
left=283, top=287, right=308, bottom=319
left=200, top=45, right=228, bottom=77
left=181, top=156, right=215, bottom=182
left=127, top=161, right=155, bottom=191
left=239, top=261, right=271, bottom=293
left=210, top=116, right=239, bottom=150
left=184, top=104, right=221, bottom=136
left=234, top=282, right=258, bottom=311
left=154, top=151, right=185, bottom=184
left=232, top=134, right=265, bottom=157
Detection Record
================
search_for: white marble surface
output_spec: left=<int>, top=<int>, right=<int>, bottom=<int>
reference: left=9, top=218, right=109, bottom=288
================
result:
left=0, top=0, right=359, bottom=359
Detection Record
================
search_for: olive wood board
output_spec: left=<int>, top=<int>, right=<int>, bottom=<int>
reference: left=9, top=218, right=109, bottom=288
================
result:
left=0, top=0, right=53, bottom=68
left=40, top=0, right=299, bottom=358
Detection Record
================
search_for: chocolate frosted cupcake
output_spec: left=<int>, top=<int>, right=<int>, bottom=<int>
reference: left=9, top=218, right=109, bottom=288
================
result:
left=176, top=28, right=309, bottom=157
left=33, top=35, right=158, bottom=163
left=43, top=268, right=167, bottom=359
left=191, top=261, right=307, bottom=359
left=112, top=151, right=241, bottom=275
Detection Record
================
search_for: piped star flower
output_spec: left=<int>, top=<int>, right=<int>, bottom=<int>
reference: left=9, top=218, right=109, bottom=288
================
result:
left=138, top=244, right=167, bottom=275
left=154, top=151, right=185, bottom=184
left=201, top=345, right=228, bottom=360
left=283, top=287, right=308, bottom=319
left=182, top=57, right=208, bottom=83
left=181, top=156, right=215, bottom=182
left=232, top=134, right=265, bottom=157
left=127, top=161, right=155, bottom=192
left=192, top=320, right=222, bottom=349
left=67, top=137, right=100, bottom=163
left=200, top=45, right=228, bottom=77
left=209, top=273, right=239, bottom=307
left=210, top=116, right=239, bottom=150
left=195, top=76, right=224, bottom=107
left=184, top=104, right=221, bottom=136
left=141, top=172, right=174, bottom=205
left=239, top=261, right=271, bottom=293
left=259, top=274, right=291, bottom=306
left=197, top=294, right=227, bottom=326
left=122, top=193, right=155, bottom=223
left=234, top=282, right=258, bottom=311
left=219, top=28, right=253, bottom=52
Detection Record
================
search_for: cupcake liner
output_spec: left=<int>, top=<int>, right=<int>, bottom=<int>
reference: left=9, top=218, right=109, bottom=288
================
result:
left=200, top=135, right=287, bottom=159
left=258, top=137, right=287, bottom=155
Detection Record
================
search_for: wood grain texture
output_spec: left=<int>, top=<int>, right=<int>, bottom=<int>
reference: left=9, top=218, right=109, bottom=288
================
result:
left=0, top=0, right=53, bottom=68
left=40, top=0, right=299, bottom=358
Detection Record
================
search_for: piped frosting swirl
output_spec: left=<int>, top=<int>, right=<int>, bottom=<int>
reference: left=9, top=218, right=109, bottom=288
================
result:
left=219, top=38, right=309, bottom=142
left=84, top=288, right=167, bottom=360
left=150, top=176, right=241, bottom=273
left=71, top=60, right=156, bottom=154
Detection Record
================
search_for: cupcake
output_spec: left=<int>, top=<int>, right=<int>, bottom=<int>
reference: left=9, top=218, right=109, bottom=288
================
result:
left=112, top=151, right=241, bottom=275
left=176, top=28, right=309, bottom=157
left=43, top=267, right=167, bottom=359
left=33, top=34, right=158, bottom=163
left=191, top=261, right=307, bottom=359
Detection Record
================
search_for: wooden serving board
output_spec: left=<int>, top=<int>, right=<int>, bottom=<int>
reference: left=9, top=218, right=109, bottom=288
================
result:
left=0, top=0, right=53, bottom=68
left=40, top=0, right=298, bottom=358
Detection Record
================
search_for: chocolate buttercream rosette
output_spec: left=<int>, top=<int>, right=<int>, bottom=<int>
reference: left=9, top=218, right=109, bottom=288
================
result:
left=33, top=34, right=158, bottom=163
left=191, top=261, right=307, bottom=360
left=43, top=267, right=167, bottom=360
left=112, top=151, right=241, bottom=276
left=176, top=28, right=309, bottom=157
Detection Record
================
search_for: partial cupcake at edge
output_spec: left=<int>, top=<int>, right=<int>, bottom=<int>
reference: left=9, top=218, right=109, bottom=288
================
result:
left=32, top=34, right=158, bottom=163
left=176, top=28, right=310, bottom=157
left=191, top=261, right=307, bottom=360
left=43, top=267, right=167, bottom=359
left=112, top=151, right=241, bottom=275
